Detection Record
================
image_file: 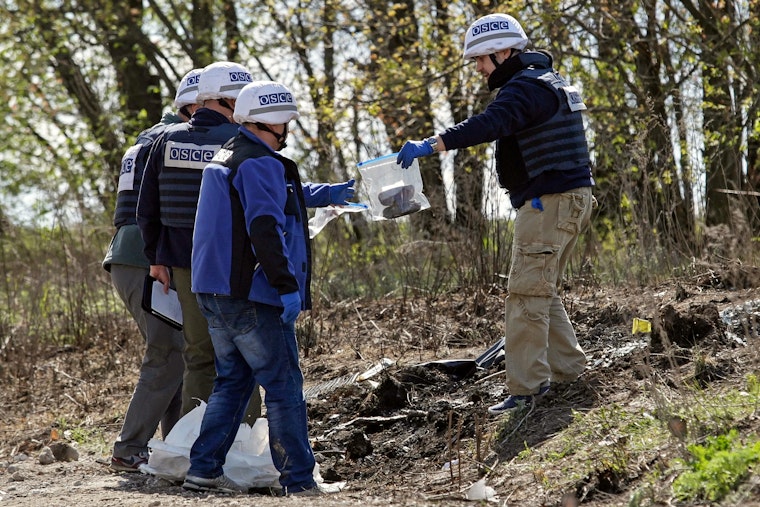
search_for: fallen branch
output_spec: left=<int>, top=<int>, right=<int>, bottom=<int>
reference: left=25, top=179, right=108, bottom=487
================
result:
left=334, top=410, right=428, bottom=431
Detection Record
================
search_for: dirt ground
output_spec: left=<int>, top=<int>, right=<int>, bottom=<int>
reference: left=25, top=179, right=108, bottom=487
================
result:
left=2, top=261, right=760, bottom=506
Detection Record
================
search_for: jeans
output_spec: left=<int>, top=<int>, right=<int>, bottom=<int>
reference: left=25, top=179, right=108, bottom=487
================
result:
left=110, top=264, right=184, bottom=457
left=504, top=187, right=593, bottom=395
left=188, top=294, right=316, bottom=493
left=173, top=268, right=262, bottom=424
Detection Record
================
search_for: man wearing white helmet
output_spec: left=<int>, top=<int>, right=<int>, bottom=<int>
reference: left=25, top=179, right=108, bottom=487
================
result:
left=137, top=61, right=263, bottom=426
left=104, top=68, right=201, bottom=472
left=397, top=13, right=594, bottom=415
left=182, top=80, right=354, bottom=495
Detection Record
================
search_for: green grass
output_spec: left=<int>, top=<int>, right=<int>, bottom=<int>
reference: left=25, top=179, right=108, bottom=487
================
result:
left=491, top=376, right=760, bottom=503
left=672, top=429, right=760, bottom=502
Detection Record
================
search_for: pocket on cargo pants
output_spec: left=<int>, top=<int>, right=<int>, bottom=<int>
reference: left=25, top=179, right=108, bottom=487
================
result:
left=557, top=191, right=590, bottom=234
left=508, top=243, right=560, bottom=297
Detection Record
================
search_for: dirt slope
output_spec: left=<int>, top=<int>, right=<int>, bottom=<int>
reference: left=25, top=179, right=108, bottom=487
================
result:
left=2, top=266, right=760, bottom=506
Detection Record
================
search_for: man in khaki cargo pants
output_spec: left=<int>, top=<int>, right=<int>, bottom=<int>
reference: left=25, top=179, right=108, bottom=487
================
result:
left=396, top=13, right=594, bottom=414
left=501, top=188, right=592, bottom=411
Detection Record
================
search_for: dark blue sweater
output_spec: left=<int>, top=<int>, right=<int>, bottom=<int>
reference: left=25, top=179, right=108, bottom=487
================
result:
left=439, top=52, right=593, bottom=208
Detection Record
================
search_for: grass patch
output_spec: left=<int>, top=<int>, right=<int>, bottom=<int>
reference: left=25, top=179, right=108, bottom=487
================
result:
left=672, top=429, right=760, bottom=502
left=490, top=375, right=760, bottom=503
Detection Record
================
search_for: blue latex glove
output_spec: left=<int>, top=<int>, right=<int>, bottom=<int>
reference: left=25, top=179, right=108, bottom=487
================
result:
left=329, top=179, right=356, bottom=205
left=279, top=291, right=302, bottom=325
left=396, top=140, right=434, bottom=169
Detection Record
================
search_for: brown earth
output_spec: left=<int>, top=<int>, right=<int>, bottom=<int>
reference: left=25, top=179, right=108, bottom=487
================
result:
left=1, top=261, right=760, bottom=506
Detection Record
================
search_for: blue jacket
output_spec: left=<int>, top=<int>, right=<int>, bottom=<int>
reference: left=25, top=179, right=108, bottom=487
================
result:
left=439, top=51, right=593, bottom=208
left=137, top=108, right=238, bottom=267
left=191, top=127, right=331, bottom=309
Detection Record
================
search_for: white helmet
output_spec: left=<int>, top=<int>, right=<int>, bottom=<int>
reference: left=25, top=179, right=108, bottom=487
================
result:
left=173, top=68, right=203, bottom=108
left=196, top=61, right=252, bottom=102
left=463, top=14, right=529, bottom=60
left=233, top=81, right=299, bottom=125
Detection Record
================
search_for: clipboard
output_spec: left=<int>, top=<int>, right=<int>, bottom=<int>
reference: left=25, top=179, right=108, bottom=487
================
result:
left=141, top=275, right=183, bottom=330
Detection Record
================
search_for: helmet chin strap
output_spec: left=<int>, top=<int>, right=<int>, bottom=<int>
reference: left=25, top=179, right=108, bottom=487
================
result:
left=218, top=98, right=234, bottom=111
left=255, top=122, right=289, bottom=150
left=489, top=48, right=519, bottom=67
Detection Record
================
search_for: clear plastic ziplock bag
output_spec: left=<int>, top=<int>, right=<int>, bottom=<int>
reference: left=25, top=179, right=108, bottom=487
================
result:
left=357, top=153, right=430, bottom=221
left=308, top=202, right=369, bottom=238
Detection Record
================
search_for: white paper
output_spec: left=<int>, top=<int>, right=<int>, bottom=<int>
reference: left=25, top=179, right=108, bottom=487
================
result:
left=151, top=280, right=183, bottom=326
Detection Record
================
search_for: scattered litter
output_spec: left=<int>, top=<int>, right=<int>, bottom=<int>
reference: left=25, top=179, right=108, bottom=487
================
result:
left=303, top=358, right=394, bottom=399
left=591, top=339, right=648, bottom=368
left=464, top=478, right=497, bottom=502
left=332, top=410, right=427, bottom=432
left=414, top=337, right=505, bottom=380
left=720, top=299, right=760, bottom=345
left=441, top=459, right=459, bottom=471
left=631, top=318, right=651, bottom=334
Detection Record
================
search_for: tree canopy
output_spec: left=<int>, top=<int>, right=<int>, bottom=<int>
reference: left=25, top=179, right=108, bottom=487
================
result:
left=1, top=0, right=758, bottom=254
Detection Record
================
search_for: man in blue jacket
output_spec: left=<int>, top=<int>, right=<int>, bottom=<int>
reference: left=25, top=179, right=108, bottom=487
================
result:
left=136, top=61, right=262, bottom=424
left=182, top=80, right=354, bottom=495
left=397, top=13, right=594, bottom=415
left=104, top=68, right=200, bottom=471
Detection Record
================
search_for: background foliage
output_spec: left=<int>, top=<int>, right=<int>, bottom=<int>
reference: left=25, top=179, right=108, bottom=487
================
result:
left=1, top=3, right=759, bottom=503
left=1, top=0, right=759, bottom=327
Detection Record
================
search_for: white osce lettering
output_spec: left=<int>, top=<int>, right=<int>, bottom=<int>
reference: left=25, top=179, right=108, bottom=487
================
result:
left=117, top=144, right=142, bottom=193
left=472, top=20, right=510, bottom=36
left=229, top=71, right=252, bottom=82
left=563, top=86, right=587, bottom=112
left=258, top=92, right=294, bottom=105
left=211, top=148, right=233, bottom=164
left=164, top=141, right=223, bottom=170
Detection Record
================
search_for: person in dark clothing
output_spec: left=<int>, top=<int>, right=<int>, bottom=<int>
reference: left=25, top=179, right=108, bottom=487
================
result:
left=182, top=80, right=354, bottom=495
left=104, top=68, right=200, bottom=472
left=136, top=61, right=262, bottom=425
left=397, top=13, right=595, bottom=415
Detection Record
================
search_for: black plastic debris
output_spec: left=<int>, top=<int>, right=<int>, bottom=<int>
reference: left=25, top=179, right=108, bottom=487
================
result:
left=413, top=337, right=505, bottom=380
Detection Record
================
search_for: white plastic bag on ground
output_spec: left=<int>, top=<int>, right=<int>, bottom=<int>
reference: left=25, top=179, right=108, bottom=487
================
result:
left=143, top=402, right=323, bottom=489
left=464, top=478, right=498, bottom=502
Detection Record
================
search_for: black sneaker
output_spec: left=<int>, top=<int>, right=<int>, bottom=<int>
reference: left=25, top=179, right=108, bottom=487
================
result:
left=110, top=451, right=149, bottom=472
left=183, top=474, right=248, bottom=494
left=487, top=384, right=550, bottom=415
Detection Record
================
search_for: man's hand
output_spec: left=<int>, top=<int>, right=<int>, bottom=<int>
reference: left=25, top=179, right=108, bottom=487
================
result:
left=396, top=140, right=434, bottom=169
left=149, top=265, right=171, bottom=294
left=329, top=179, right=356, bottom=205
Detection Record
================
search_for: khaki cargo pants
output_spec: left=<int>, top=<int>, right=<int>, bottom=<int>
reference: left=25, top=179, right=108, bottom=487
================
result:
left=504, top=187, right=593, bottom=396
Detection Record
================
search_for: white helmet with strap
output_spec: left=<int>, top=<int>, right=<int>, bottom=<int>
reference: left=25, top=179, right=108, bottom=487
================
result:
left=233, top=80, right=299, bottom=125
left=173, top=68, right=203, bottom=108
left=196, top=61, right=252, bottom=102
left=463, top=14, right=529, bottom=60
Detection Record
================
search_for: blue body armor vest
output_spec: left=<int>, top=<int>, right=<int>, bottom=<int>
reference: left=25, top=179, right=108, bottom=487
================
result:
left=157, top=122, right=239, bottom=228
left=113, top=123, right=168, bottom=228
left=496, top=68, right=590, bottom=190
